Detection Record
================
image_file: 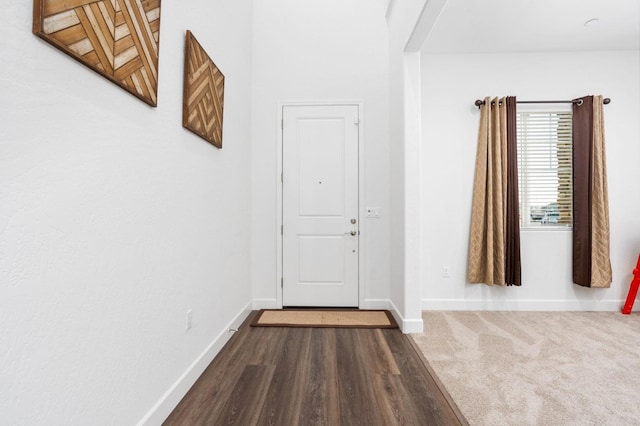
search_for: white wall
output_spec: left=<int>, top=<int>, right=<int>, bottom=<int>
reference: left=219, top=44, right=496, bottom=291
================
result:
left=0, top=1, right=253, bottom=424
left=421, top=50, right=640, bottom=310
left=386, top=0, right=427, bottom=331
left=251, top=0, right=391, bottom=309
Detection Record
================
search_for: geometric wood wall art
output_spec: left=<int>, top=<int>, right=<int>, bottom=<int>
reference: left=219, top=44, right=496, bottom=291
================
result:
left=32, top=0, right=161, bottom=106
left=182, top=30, right=225, bottom=148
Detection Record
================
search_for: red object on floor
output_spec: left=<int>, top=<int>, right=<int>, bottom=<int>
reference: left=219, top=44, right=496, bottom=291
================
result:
left=622, top=254, right=640, bottom=314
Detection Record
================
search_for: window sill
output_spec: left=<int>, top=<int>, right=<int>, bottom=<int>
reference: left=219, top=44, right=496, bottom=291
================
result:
left=520, top=226, right=572, bottom=233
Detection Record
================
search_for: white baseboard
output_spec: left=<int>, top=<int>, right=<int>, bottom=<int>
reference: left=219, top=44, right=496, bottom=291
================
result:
left=254, top=298, right=392, bottom=311
left=252, top=298, right=279, bottom=310
left=137, top=301, right=253, bottom=426
left=360, top=298, right=391, bottom=310
left=388, top=300, right=424, bottom=334
left=422, top=298, right=626, bottom=312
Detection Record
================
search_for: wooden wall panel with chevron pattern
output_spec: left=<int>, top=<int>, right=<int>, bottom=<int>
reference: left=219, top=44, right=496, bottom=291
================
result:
left=33, top=0, right=161, bottom=106
left=182, top=30, right=225, bottom=149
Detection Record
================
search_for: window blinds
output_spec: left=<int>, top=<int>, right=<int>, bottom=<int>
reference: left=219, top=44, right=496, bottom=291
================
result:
left=517, top=111, right=573, bottom=228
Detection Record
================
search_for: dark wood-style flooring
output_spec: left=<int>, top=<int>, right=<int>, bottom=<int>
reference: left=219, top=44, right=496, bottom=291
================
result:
left=164, top=311, right=466, bottom=426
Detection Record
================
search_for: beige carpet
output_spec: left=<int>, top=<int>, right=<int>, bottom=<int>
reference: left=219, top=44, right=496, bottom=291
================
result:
left=250, top=309, right=398, bottom=328
left=412, top=311, right=640, bottom=426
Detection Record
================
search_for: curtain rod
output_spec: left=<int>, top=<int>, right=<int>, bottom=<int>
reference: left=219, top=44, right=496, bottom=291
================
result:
left=474, top=98, right=611, bottom=108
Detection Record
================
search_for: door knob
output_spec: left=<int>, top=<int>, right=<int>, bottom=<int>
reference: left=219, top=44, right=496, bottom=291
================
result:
left=344, top=230, right=357, bottom=236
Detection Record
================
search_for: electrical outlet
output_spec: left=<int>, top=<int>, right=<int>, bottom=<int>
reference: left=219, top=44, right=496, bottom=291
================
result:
left=186, top=310, right=193, bottom=330
left=443, top=267, right=450, bottom=278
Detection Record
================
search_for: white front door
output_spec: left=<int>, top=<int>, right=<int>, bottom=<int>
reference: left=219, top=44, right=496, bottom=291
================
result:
left=282, top=105, right=359, bottom=307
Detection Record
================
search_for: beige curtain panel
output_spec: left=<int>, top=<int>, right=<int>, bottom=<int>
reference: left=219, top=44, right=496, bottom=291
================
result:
left=468, top=96, right=521, bottom=286
left=468, top=97, right=508, bottom=285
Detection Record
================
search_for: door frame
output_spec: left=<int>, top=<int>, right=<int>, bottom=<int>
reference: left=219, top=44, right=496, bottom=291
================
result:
left=276, top=100, right=365, bottom=309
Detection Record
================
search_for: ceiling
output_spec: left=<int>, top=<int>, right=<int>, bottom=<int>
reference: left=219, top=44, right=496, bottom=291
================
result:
left=420, top=0, right=640, bottom=53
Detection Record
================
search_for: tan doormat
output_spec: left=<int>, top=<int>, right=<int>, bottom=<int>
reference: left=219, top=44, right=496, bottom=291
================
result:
left=250, top=309, right=398, bottom=329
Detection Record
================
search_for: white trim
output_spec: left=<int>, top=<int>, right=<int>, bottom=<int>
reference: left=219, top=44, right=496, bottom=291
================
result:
left=402, top=318, right=425, bottom=334
left=277, top=100, right=365, bottom=309
left=402, top=51, right=424, bottom=325
left=252, top=298, right=392, bottom=310
left=404, top=0, right=448, bottom=52
left=252, top=298, right=279, bottom=310
left=276, top=102, right=283, bottom=308
left=137, top=302, right=252, bottom=426
left=385, top=0, right=396, bottom=21
left=357, top=102, right=365, bottom=309
left=361, top=298, right=391, bottom=310
left=389, top=299, right=424, bottom=334
left=421, top=299, right=626, bottom=312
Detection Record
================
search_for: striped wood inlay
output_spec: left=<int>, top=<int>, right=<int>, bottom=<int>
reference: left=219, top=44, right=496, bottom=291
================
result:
left=33, top=0, right=161, bottom=106
left=182, top=30, right=225, bottom=148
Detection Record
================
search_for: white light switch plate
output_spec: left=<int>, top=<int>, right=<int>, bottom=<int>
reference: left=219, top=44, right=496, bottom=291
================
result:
left=366, top=207, right=381, bottom=218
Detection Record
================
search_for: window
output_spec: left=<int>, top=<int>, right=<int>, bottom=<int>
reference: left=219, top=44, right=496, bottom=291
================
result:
left=517, top=109, right=572, bottom=228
